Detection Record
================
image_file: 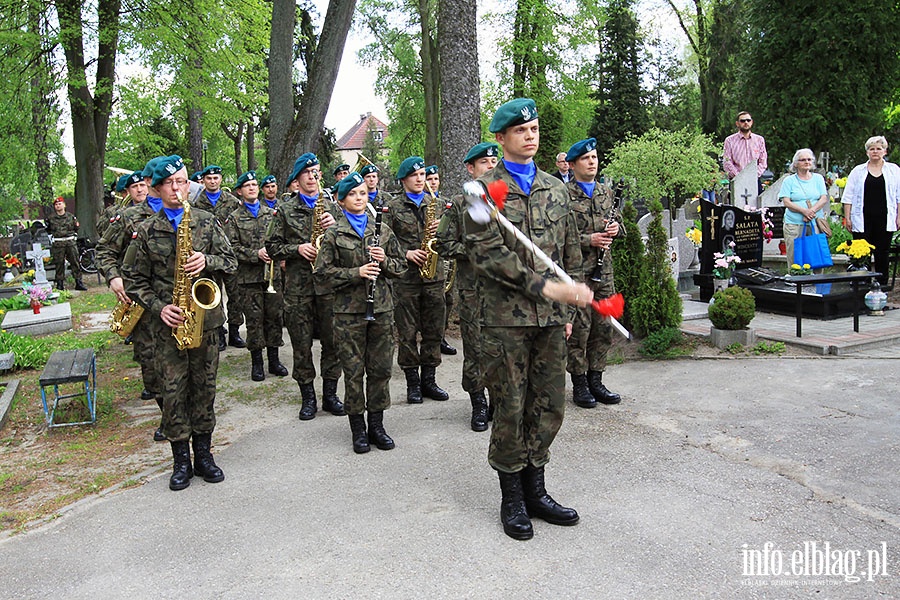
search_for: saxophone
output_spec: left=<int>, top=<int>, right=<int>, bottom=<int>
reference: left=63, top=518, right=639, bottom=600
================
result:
left=419, top=182, right=440, bottom=280
left=311, top=171, right=330, bottom=249
left=109, top=299, right=144, bottom=337
left=171, top=193, right=222, bottom=350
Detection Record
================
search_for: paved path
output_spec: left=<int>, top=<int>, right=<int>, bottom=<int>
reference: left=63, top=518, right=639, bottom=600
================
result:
left=0, top=339, right=897, bottom=598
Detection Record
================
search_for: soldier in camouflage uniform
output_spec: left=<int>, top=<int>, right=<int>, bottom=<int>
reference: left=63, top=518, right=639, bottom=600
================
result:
left=97, top=167, right=164, bottom=440
left=125, top=155, right=237, bottom=492
left=464, top=98, right=592, bottom=541
left=46, top=197, right=87, bottom=290
left=434, top=142, right=499, bottom=432
left=265, top=153, right=345, bottom=420
left=565, top=138, right=623, bottom=408
left=361, top=164, right=389, bottom=217
left=389, top=156, right=450, bottom=404
left=223, top=171, right=288, bottom=382
left=260, top=174, right=279, bottom=210
left=97, top=177, right=125, bottom=239
left=315, top=173, right=407, bottom=453
left=426, top=164, right=458, bottom=357
left=192, top=164, right=246, bottom=350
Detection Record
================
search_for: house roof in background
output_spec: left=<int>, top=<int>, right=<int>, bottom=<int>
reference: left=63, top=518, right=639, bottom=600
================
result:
left=336, top=113, right=389, bottom=150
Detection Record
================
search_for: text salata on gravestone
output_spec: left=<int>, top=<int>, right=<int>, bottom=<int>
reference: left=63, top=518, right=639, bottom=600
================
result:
left=699, top=200, right=763, bottom=275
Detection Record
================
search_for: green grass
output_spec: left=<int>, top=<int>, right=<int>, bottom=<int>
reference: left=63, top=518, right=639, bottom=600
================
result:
left=69, top=291, right=117, bottom=317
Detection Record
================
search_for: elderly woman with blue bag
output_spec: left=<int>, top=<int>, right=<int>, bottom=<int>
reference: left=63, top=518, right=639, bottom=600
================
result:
left=779, top=148, right=830, bottom=270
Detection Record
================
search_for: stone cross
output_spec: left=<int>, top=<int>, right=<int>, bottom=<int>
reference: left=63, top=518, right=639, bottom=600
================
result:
left=26, top=242, right=50, bottom=285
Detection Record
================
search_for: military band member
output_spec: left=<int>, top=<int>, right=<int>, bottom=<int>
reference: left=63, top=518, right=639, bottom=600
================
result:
left=192, top=164, right=246, bottom=350
left=126, top=155, right=238, bottom=491
left=261, top=174, right=279, bottom=210
left=425, top=164, right=457, bottom=357
left=388, top=156, right=450, bottom=404
left=315, top=173, right=407, bottom=453
left=361, top=164, right=389, bottom=215
left=97, top=175, right=127, bottom=238
left=46, top=197, right=87, bottom=291
left=190, top=171, right=203, bottom=184
left=224, top=171, right=288, bottom=382
left=265, top=153, right=345, bottom=420
left=97, top=166, right=163, bottom=439
left=333, top=163, right=350, bottom=185
left=464, top=98, right=591, bottom=540
left=434, top=142, right=499, bottom=432
left=565, top=138, right=623, bottom=407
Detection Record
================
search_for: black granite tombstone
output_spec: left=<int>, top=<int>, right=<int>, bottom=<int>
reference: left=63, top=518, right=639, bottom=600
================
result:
left=695, top=200, right=763, bottom=300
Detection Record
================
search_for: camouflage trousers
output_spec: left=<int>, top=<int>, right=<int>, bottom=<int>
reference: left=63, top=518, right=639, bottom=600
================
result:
left=241, top=282, right=284, bottom=351
left=283, top=292, right=341, bottom=384
left=393, top=280, right=445, bottom=369
left=481, top=325, right=567, bottom=473
left=457, top=287, right=483, bottom=392
left=154, top=328, right=219, bottom=442
left=50, top=241, right=81, bottom=286
left=132, top=311, right=160, bottom=396
left=223, top=273, right=244, bottom=327
left=566, top=305, right=613, bottom=374
left=333, top=313, right=394, bottom=415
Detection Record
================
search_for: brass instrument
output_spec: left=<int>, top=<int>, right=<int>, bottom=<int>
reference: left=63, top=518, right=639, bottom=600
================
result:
left=171, top=192, right=223, bottom=350
left=118, top=192, right=133, bottom=208
left=265, top=259, right=277, bottom=294
left=443, top=260, right=456, bottom=293
left=353, top=151, right=375, bottom=173
left=109, top=298, right=145, bottom=337
left=419, top=181, right=440, bottom=280
left=311, top=171, right=330, bottom=250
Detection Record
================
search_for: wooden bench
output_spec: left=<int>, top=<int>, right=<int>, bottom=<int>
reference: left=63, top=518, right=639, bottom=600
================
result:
left=39, top=349, right=97, bottom=428
left=784, top=272, right=880, bottom=337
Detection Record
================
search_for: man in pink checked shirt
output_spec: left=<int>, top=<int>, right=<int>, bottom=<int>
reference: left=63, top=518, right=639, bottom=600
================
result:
left=723, top=111, right=768, bottom=191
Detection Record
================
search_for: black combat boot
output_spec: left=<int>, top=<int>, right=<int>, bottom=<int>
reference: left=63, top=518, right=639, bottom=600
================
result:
left=169, top=440, right=193, bottom=491
left=192, top=433, right=225, bottom=483
left=404, top=368, right=422, bottom=404
left=521, top=464, right=579, bottom=526
left=348, top=414, right=370, bottom=454
left=267, top=347, right=288, bottom=376
left=588, top=370, right=621, bottom=405
left=420, top=365, right=449, bottom=401
left=217, top=326, right=227, bottom=352
left=250, top=349, right=265, bottom=381
left=571, top=373, right=597, bottom=408
left=470, top=390, right=489, bottom=432
left=141, top=389, right=155, bottom=400
left=153, top=397, right=165, bottom=442
left=367, top=410, right=395, bottom=450
left=74, top=279, right=87, bottom=291
left=55, top=280, right=65, bottom=291
left=228, top=324, right=247, bottom=348
left=497, top=470, right=533, bottom=540
left=440, top=338, right=457, bottom=355
left=321, top=379, right=345, bottom=415
left=298, top=383, right=317, bottom=420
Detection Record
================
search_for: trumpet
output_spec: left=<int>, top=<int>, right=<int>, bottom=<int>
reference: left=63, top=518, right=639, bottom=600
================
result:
left=265, top=258, right=277, bottom=294
left=354, top=151, right=375, bottom=173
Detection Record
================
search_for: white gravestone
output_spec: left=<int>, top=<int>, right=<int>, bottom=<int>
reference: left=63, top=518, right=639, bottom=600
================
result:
left=26, top=242, right=51, bottom=290
left=731, top=163, right=758, bottom=208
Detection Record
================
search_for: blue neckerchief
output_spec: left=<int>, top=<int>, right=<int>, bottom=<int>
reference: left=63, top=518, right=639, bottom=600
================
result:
left=503, top=159, right=537, bottom=195
left=405, top=191, right=426, bottom=207
left=146, top=196, right=162, bottom=213
left=264, top=198, right=277, bottom=210
left=299, top=193, right=318, bottom=209
left=206, top=190, right=221, bottom=206
left=163, top=207, right=184, bottom=231
left=344, top=210, right=368, bottom=239
left=577, top=181, right=596, bottom=198
left=368, top=191, right=378, bottom=202
left=244, top=201, right=260, bottom=218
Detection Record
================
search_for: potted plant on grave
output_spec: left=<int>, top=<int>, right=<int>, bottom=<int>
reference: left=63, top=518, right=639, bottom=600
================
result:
left=707, top=286, right=757, bottom=349
left=711, top=241, right=742, bottom=291
left=21, top=282, right=48, bottom=314
left=834, top=239, right=875, bottom=271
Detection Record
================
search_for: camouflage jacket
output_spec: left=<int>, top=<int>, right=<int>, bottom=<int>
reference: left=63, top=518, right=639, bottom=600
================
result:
left=315, top=213, right=406, bottom=314
left=192, top=189, right=241, bottom=220
left=264, top=192, right=341, bottom=296
left=125, top=207, right=237, bottom=331
left=96, top=204, right=121, bottom=239
left=96, top=201, right=158, bottom=284
left=46, top=212, right=78, bottom=240
left=465, top=161, right=582, bottom=327
left=567, top=180, right=625, bottom=288
left=387, top=191, right=447, bottom=283
left=434, top=193, right=477, bottom=291
left=223, top=203, right=280, bottom=286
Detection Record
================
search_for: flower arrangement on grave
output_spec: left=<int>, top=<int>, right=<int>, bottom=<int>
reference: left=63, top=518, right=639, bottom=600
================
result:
left=789, top=263, right=812, bottom=276
left=711, top=242, right=741, bottom=280
left=3, top=253, right=21, bottom=269
left=834, top=239, right=875, bottom=270
left=21, top=282, right=48, bottom=308
left=685, top=219, right=702, bottom=247
left=741, top=205, right=774, bottom=243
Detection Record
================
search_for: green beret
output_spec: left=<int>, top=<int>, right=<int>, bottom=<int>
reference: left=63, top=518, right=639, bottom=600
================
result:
left=142, top=156, right=165, bottom=179
left=151, top=155, right=186, bottom=187
left=464, top=142, right=500, bottom=164
left=261, top=174, right=276, bottom=186
left=190, top=171, right=203, bottom=183
left=115, top=174, right=130, bottom=193
left=425, top=165, right=438, bottom=176
left=396, top=156, right=426, bottom=180
left=566, top=137, right=597, bottom=162
left=333, top=164, right=350, bottom=176
left=125, top=171, right=143, bottom=189
left=235, top=170, right=257, bottom=188
left=489, top=98, right=538, bottom=133
left=288, top=153, right=319, bottom=185
left=360, top=164, right=379, bottom=176
left=201, top=165, right=222, bottom=177
left=335, top=172, right=365, bottom=201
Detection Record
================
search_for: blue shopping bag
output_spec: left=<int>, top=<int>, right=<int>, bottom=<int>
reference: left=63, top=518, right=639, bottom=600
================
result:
left=794, top=222, right=833, bottom=270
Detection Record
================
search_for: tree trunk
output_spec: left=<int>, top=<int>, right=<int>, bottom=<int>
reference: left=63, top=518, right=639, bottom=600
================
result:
left=268, top=0, right=296, bottom=182
left=222, top=122, right=244, bottom=176
left=438, top=0, right=480, bottom=196
left=28, top=0, right=53, bottom=206
left=247, top=120, right=257, bottom=171
left=188, top=107, right=204, bottom=170
left=418, top=0, right=440, bottom=165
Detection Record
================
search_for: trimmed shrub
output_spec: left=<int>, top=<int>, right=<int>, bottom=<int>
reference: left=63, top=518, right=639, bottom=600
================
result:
left=708, top=286, right=755, bottom=330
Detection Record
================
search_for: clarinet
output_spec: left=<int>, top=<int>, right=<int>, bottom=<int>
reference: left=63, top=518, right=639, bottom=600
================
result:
left=590, top=178, right=625, bottom=283
left=364, top=202, right=387, bottom=321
